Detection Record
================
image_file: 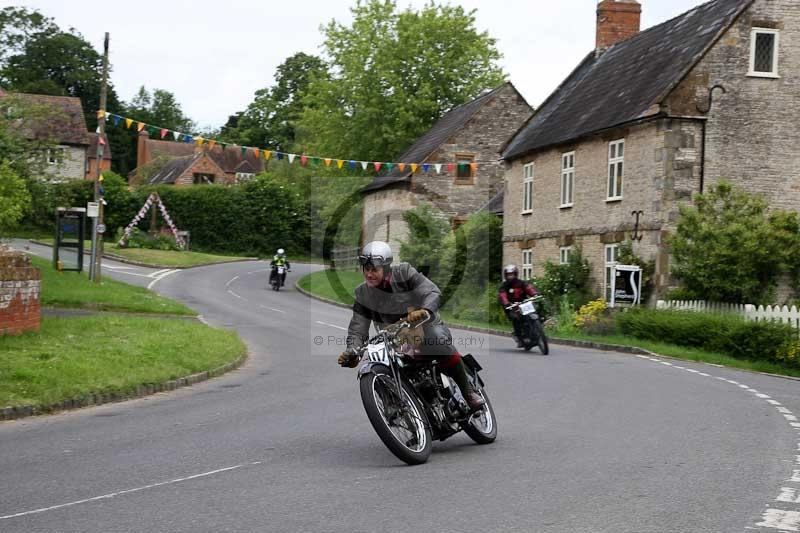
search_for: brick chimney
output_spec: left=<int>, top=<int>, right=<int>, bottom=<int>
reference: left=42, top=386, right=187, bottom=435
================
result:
left=137, top=129, right=150, bottom=169
left=596, top=0, right=641, bottom=51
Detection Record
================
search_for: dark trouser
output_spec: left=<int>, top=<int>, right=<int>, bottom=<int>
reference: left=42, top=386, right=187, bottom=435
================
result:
left=415, top=323, right=461, bottom=368
left=506, top=310, right=523, bottom=339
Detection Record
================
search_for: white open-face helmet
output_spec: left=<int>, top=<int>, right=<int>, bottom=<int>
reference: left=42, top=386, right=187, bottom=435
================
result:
left=277, top=248, right=285, bottom=255
left=359, top=241, right=393, bottom=269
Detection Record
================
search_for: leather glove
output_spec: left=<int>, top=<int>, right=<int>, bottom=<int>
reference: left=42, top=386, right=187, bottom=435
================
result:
left=406, top=308, right=429, bottom=325
left=338, top=350, right=360, bottom=368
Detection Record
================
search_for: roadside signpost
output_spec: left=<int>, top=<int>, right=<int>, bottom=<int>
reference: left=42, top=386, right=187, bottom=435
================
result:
left=610, top=264, right=642, bottom=307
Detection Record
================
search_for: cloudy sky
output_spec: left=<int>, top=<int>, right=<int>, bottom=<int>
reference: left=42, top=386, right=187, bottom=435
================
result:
left=5, top=0, right=704, bottom=129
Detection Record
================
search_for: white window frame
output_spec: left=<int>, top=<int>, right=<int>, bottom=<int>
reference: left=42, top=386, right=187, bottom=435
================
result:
left=607, top=139, right=624, bottom=201
left=559, top=246, right=572, bottom=265
left=604, top=244, right=620, bottom=302
left=522, top=162, right=534, bottom=214
left=748, top=28, right=780, bottom=78
left=47, top=147, right=64, bottom=165
left=522, top=249, right=533, bottom=280
left=560, top=151, right=575, bottom=208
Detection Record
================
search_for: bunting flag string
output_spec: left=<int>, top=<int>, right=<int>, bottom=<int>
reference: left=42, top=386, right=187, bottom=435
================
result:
left=101, top=110, right=500, bottom=176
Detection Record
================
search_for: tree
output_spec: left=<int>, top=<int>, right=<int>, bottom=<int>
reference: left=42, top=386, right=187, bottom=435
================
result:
left=296, top=0, right=505, bottom=162
left=669, top=181, right=800, bottom=304
left=0, top=7, right=57, bottom=69
left=221, top=53, right=326, bottom=152
left=400, top=203, right=450, bottom=280
left=125, top=86, right=195, bottom=132
left=0, top=160, right=32, bottom=236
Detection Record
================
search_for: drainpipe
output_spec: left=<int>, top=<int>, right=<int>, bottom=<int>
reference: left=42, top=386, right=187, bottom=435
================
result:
left=695, top=84, right=726, bottom=194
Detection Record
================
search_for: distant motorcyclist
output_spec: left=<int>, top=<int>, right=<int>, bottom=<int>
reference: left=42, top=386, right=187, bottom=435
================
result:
left=498, top=264, right=538, bottom=347
left=338, top=241, right=485, bottom=411
left=269, top=248, right=291, bottom=286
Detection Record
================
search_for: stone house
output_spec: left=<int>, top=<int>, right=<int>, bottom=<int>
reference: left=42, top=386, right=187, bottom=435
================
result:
left=501, top=0, right=798, bottom=301
left=133, top=131, right=265, bottom=186
left=361, top=82, right=531, bottom=257
left=1, top=90, right=111, bottom=180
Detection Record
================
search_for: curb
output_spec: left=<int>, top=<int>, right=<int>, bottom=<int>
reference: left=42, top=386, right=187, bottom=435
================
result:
left=294, top=280, right=800, bottom=382
left=28, top=240, right=256, bottom=270
left=0, top=352, right=248, bottom=422
left=294, top=280, right=352, bottom=309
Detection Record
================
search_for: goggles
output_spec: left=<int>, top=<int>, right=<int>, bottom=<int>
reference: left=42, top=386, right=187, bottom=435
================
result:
left=359, top=255, right=388, bottom=267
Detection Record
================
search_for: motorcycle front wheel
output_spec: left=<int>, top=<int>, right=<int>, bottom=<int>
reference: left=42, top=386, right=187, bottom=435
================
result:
left=534, top=320, right=549, bottom=355
left=463, top=386, right=497, bottom=444
left=359, top=368, right=432, bottom=465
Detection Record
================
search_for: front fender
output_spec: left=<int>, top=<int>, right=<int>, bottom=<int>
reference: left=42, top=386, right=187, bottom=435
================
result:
left=357, top=361, right=390, bottom=380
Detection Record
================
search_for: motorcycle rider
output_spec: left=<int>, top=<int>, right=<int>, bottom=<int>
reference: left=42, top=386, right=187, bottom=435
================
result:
left=498, top=264, right=539, bottom=347
left=338, top=241, right=486, bottom=411
left=269, top=248, right=291, bottom=286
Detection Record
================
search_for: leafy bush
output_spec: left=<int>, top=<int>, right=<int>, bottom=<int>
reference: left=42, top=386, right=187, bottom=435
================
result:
left=454, top=285, right=506, bottom=325
left=617, top=308, right=798, bottom=365
left=400, top=203, right=450, bottom=280
left=669, top=181, right=800, bottom=304
left=534, top=245, right=593, bottom=313
left=117, top=228, right=180, bottom=251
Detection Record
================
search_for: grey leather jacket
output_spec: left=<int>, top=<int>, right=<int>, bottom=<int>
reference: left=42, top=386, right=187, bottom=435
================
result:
left=346, top=262, right=442, bottom=350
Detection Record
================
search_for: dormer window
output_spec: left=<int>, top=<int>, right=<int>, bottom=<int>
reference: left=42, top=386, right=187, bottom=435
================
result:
left=749, top=28, right=780, bottom=78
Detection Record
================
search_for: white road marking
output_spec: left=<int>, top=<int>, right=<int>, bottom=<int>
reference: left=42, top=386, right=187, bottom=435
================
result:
left=769, top=400, right=784, bottom=406
left=778, top=407, right=793, bottom=414
left=779, top=488, right=800, bottom=504
left=149, top=268, right=172, bottom=277
left=697, top=372, right=710, bottom=377
left=660, top=361, right=673, bottom=366
left=785, top=415, right=799, bottom=422
left=757, top=509, right=800, bottom=531
left=685, top=368, right=700, bottom=373
left=227, top=290, right=244, bottom=300
left=147, top=269, right=178, bottom=290
left=789, top=470, right=800, bottom=483
left=103, top=265, right=136, bottom=271
left=225, top=275, right=240, bottom=289
left=0, top=462, right=261, bottom=521
left=316, top=320, right=347, bottom=331
left=258, top=305, right=285, bottom=314
left=758, top=394, right=773, bottom=399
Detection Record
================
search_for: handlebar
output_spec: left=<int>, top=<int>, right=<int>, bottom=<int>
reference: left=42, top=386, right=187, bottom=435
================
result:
left=505, top=295, right=543, bottom=311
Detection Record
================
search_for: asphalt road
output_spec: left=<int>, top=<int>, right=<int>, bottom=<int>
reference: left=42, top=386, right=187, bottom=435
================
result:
left=3, top=248, right=800, bottom=532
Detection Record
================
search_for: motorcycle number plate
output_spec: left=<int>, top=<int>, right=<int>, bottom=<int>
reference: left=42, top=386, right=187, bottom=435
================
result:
left=277, top=266, right=284, bottom=274
left=366, top=342, right=390, bottom=364
left=520, top=301, right=536, bottom=315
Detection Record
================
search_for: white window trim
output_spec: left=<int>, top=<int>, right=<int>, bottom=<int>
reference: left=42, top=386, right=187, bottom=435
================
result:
left=748, top=27, right=780, bottom=78
left=522, top=249, right=533, bottom=280
left=522, top=162, right=534, bottom=214
left=604, top=244, right=620, bottom=302
left=559, top=246, right=572, bottom=265
left=607, top=139, right=624, bottom=201
left=560, top=151, right=575, bottom=208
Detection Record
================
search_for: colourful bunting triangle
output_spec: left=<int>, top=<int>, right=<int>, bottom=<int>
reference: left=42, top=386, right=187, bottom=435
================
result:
left=324, top=158, right=332, bottom=167
left=264, top=150, right=272, bottom=160
left=113, top=115, right=121, bottom=126
left=288, top=154, right=296, bottom=164
left=349, top=160, right=356, bottom=170
left=470, top=162, right=478, bottom=173
left=241, top=146, right=248, bottom=156
left=411, top=163, right=418, bottom=173
left=423, top=164, right=430, bottom=173
left=160, top=128, right=168, bottom=139
left=300, top=154, right=308, bottom=166
left=374, top=162, right=382, bottom=172
left=137, top=122, right=146, bottom=132
left=337, top=160, right=344, bottom=169
left=434, top=164, right=442, bottom=174
left=173, top=131, right=181, bottom=141
left=125, top=118, right=133, bottom=129
left=398, top=163, right=406, bottom=172
left=386, top=162, right=394, bottom=171
left=360, top=161, right=368, bottom=171
left=277, top=152, right=284, bottom=161
left=252, top=148, right=260, bottom=158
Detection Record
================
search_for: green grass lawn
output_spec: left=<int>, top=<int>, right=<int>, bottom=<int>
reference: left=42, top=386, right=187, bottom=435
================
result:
left=32, top=255, right=195, bottom=316
left=296, top=271, right=800, bottom=378
left=297, top=269, right=362, bottom=306
left=0, top=315, right=245, bottom=408
left=104, top=245, right=250, bottom=268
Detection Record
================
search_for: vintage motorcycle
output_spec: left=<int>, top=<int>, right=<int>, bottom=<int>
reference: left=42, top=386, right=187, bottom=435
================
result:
left=506, top=295, right=549, bottom=354
left=344, top=312, right=497, bottom=465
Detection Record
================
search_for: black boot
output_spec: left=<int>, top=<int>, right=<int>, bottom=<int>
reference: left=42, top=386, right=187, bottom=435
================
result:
left=445, top=359, right=485, bottom=411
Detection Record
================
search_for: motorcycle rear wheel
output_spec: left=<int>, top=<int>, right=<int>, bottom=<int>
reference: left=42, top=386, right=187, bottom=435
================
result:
left=359, top=368, right=432, bottom=465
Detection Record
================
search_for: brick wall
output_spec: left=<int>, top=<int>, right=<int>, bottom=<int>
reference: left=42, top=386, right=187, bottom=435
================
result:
left=174, top=154, right=230, bottom=186
left=596, top=0, right=642, bottom=50
left=0, top=248, right=41, bottom=336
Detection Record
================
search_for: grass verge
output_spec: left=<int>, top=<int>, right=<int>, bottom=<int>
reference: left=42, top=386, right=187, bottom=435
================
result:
left=104, top=245, right=250, bottom=268
left=296, top=271, right=800, bottom=379
left=297, top=269, right=361, bottom=306
left=0, top=315, right=246, bottom=408
left=32, top=255, right=195, bottom=316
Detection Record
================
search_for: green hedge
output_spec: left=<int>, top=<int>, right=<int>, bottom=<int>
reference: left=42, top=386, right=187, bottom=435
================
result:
left=617, top=309, right=797, bottom=365
left=23, top=174, right=312, bottom=257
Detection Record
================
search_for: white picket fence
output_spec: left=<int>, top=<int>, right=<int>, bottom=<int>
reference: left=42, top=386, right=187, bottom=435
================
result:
left=656, top=300, right=800, bottom=331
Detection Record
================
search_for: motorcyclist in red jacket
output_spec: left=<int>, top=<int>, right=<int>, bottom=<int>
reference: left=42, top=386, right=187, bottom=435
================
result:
left=498, top=265, right=538, bottom=347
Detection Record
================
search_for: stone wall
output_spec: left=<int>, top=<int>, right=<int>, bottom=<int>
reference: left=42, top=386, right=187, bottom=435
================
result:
left=0, top=248, right=41, bottom=336
left=174, top=154, right=231, bottom=186
left=361, top=184, right=416, bottom=259
left=502, top=118, right=702, bottom=298
left=666, top=0, right=800, bottom=211
left=44, top=145, right=86, bottom=181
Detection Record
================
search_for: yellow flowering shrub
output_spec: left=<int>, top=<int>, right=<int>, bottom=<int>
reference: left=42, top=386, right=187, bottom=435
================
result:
left=574, top=299, right=607, bottom=329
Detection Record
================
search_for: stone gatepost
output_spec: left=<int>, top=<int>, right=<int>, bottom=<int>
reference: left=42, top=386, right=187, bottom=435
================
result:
left=0, top=247, right=41, bottom=335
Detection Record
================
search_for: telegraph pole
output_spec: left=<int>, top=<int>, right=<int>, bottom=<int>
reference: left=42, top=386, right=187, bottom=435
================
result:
left=91, top=32, right=110, bottom=282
